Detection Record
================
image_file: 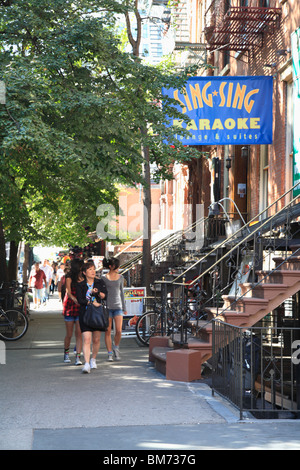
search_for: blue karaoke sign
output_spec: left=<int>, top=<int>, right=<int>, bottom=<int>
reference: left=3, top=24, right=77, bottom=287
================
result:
left=162, top=76, right=273, bottom=145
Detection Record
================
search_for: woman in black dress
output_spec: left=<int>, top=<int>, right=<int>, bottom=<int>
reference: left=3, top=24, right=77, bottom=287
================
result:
left=76, top=260, right=107, bottom=373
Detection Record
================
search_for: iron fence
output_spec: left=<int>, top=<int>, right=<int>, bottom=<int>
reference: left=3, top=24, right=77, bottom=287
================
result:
left=212, top=320, right=300, bottom=420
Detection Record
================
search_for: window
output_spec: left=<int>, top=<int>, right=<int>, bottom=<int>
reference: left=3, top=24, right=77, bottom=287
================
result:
left=259, top=0, right=270, bottom=7
left=225, top=0, right=231, bottom=13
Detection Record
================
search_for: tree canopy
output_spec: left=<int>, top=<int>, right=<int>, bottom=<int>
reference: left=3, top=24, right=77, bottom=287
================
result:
left=0, top=0, right=197, bottom=275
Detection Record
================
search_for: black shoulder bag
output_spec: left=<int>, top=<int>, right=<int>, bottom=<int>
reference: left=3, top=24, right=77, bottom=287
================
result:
left=83, top=301, right=109, bottom=331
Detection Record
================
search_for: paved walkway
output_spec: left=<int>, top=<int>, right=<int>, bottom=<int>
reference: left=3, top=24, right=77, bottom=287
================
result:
left=0, top=294, right=299, bottom=451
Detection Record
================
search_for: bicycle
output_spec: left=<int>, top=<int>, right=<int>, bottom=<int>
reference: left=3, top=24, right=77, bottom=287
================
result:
left=135, top=288, right=207, bottom=346
left=0, top=281, right=30, bottom=318
left=13, top=282, right=30, bottom=317
left=135, top=302, right=175, bottom=346
left=0, top=304, right=29, bottom=341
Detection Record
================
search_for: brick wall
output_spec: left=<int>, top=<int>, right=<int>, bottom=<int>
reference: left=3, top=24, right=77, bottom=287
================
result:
left=212, top=0, right=300, bottom=220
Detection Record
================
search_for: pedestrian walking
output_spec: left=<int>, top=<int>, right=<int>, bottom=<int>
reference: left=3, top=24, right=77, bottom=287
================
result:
left=55, top=263, right=65, bottom=301
left=76, top=260, right=107, bottom=374
left=29, top=262, right=48, bottom=309
left=62, top=259, right=84, bottom=365
left=102, top=257, right=127, bottom=362
left=41, top=259, right=53, bottom=304
left=50, top=262, right=57, bottom=294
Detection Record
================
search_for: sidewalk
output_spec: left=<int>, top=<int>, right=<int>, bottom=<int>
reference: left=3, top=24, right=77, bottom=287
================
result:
left=0, top=294, right=299, bottom=451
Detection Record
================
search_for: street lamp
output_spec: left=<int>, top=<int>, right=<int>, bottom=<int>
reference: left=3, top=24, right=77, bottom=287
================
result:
left=225, top=156, right=232, bottom=170
left=241, top=146, right=249, bottom=158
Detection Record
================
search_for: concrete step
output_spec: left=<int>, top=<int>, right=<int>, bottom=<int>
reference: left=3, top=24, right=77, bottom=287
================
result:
left=149, top=257, right=300, bottom=382
left=151, top=346, right=171, bottom=376
left=240, top=282, right=288, bottom=299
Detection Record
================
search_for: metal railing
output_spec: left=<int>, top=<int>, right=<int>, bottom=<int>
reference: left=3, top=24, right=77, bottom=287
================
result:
left=148, top=183, right=300, bottom=343
left=120, top=216, right=205, bottom=275
left=171, top=181, right=300, bottom=286
left=154, top=183, right=300, bottom=332
left=212, top=320, right=300, bottom=420
left=137, top=183, right=300, bottom=420
left=204, top=0, right=281, bottom=51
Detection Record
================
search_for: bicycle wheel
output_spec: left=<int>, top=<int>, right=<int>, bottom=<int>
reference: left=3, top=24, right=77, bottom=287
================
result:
left=135, top=311, right=166, bottom=346
left=0, top=309, right=28, bottom=341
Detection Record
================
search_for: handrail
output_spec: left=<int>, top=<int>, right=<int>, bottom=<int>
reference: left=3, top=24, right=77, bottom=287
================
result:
left=173, top=186, right=300, bottom=335
left=120, top=214, right=207, bottom=274
left=114, top=235, right=144, bottom=259
left=120, top=229, right=183, bottom=273
left=219, top=245, right=300, bottom=317
left=120, top=228, right=183, bottom=270
left=194, top=244, right=300, bottom=334
left=119, top=181, right=300, bottom=282
left=214, top=197, right=249, bottom=230
left=168, top=181, right=300, bottom=285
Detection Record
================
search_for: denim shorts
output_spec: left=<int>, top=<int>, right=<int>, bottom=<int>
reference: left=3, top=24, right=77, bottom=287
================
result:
left=64, top=315, right=80, bottom=322
left=33, top=288, right=43, bottom=300
left=108, top=309, right=123, bottom=318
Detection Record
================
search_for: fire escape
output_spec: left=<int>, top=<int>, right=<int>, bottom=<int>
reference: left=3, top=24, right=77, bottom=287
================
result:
left=204, top=0, right=282, bottom=52
left=172, top=0, right=207, bottom=68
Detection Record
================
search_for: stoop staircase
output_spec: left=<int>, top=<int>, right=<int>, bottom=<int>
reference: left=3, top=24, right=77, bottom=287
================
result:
left=149, top=184, right=300, bottom=382
left=173, top=248, right=300, bottom=380
left=119, top=216, right=208, bottom=286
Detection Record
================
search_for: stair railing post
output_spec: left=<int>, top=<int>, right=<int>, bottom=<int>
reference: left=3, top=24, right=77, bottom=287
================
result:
left=160, top=277, right=167, bottom=337
left=181, top=278, right=186, bottom=345
left=239, top=327, right=244, bottom=420
left=212, top=319, right=216, bottom=397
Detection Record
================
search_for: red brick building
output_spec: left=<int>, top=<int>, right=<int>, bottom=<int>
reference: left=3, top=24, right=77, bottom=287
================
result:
left=160, top=0, right=300, bottom=230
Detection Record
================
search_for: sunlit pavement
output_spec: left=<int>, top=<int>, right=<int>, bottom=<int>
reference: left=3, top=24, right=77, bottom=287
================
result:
left=0, top=294, right=299, bottom=451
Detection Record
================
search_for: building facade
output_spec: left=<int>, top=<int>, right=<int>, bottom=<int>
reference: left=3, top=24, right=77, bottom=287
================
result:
left=158, top=0, right=300, bottom=233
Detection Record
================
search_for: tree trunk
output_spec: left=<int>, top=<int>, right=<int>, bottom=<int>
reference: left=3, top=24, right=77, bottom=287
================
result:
left=125, top=1, right=152, bottom=294
left=22, top=243, right=30, bottom=283
left=141, top=139, right=151, bottom=295
left=8, top=240, right=18, bottom=281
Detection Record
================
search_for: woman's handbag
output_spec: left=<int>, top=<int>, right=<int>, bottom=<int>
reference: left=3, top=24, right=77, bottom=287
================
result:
left=83, top=302, right=109, bottom=330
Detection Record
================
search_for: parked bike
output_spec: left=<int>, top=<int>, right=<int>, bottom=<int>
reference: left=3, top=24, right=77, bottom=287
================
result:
left=0, top=304, right=28, bottom=341
left=135, top=288, right=207, bottom=346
